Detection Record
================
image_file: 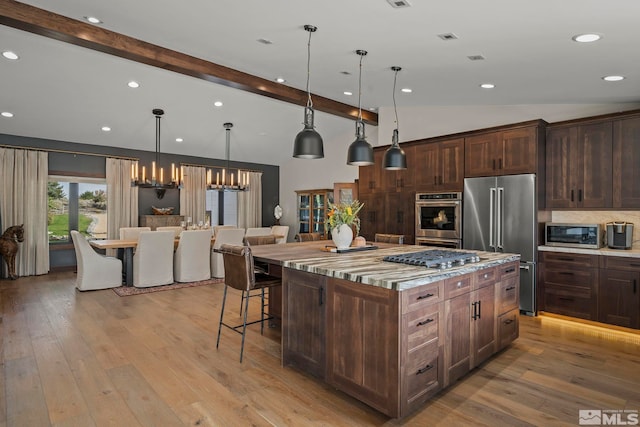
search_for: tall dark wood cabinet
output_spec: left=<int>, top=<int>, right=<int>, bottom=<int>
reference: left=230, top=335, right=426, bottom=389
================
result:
left=599, top=257, right=640, bottom=329
left=613, top=115, right=640, bottom=208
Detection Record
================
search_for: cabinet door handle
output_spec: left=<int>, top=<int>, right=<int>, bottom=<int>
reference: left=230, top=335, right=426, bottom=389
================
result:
left=416, top=318, right=434, bottom=327
left=319, top=286, right=324, bottom=306
left=634, top=279, right=637, bottom=294
left=505, top=286, right=516, bottom=291
left=477, top=300, right=481, bottom=319
left=369, top=180, right=374, bottom=189
left=559, top=272, right=574, bottom=275
left=578, top=189, right=582, bottom=202
left=471, top=301, right=478, bottom=320
left=434, top=175, right=437, bottom=185
left=571, top=190, right=574, bottom=202
left=504, top=318, right=514, bottom=325
left=416, top=293, right=435, bottom=300
left=558, top=297, right=574, bottom=301
left=498, top=158, right=503, bottom=169
left=505, top=267, right=516, bottom=273
left=416, top=364, right=433, bottom=375
left=557, top=257, right=574, bottom=261
left=492, top=159, right=496, bottom=170
left=629, top=263, right=640, bottom=268
left=439, top=175, right=443, bottom=185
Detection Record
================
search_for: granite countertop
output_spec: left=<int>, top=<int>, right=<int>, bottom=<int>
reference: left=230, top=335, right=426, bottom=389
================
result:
left=281, top=245, right=520, bottom=291
left=538, top=245, right=640, bottom=258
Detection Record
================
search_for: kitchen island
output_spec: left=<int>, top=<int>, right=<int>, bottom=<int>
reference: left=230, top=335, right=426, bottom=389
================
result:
left=250, top=242, right=520, bottom=418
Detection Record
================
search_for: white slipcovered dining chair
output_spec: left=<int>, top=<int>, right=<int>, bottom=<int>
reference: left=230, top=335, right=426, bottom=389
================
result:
left=71, top=230, right=122, bottom=291
left=133, top=230, right=175, bottom=287
left=245, top=227, right=272, bottom=237
left=157, top=226, right=183, bottom=237
left=213, top=225, right=236, bottom=237
left=174, top=229, right=211, bottom=282
left=270, top=225, right=290, bottom=244
left=119, top=226, right=151, bottom=241
left=211, top=228, right=246, bottom=278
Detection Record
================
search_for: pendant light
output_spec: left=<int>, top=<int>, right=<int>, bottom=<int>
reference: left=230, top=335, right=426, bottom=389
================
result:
left=347, top=50, right=374, bottom=166
left=206, top=122, right=249, bottom=192
left=383, top=66, right=407, bottom=170
left=293, top=25, right=324, bottom=159
left=131, top=108, right=180, bottom=199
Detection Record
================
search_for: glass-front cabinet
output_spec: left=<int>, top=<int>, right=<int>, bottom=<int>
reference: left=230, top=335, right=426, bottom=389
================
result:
left=296, top=189, right=333, bottom=238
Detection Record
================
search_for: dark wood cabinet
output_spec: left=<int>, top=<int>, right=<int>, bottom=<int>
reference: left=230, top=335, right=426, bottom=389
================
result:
left=358, top=150, right=384, bottom=196
left=613, top=115, right=640, bottom=208
left=326, top=276, right=400, bottom=417
left=464, top=126, right=538, bottom=177
left=415, top=138, right=464, bottom=192
left=358, top=193, right=384, bottom=242
left=546, top=121, right=613, bottom=208
left=384, top=192, right=415, bottom=245
left=540, top=252, right=599, bottom=320
left=282, top=269, right=326, bottom=378
left=599, top=257, right=640, bottom=329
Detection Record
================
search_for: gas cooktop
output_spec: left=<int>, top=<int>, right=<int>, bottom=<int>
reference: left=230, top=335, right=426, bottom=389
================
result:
left=383, top=249, right=480, bottom=269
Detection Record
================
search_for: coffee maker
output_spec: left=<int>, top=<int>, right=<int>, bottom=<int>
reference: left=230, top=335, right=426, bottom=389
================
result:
left=606, top=222, right=634, bottom=249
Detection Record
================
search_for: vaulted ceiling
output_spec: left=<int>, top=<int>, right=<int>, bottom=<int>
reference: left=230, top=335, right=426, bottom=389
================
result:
left=1, top=0, right=639, bottom=165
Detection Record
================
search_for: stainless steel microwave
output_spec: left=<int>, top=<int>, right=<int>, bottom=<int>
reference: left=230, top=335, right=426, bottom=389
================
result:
left=545, top=223, right=603, bottom=249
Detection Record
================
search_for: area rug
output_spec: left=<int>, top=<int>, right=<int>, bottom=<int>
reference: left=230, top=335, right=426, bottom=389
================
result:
left=112, top=278, right=224, bottom=297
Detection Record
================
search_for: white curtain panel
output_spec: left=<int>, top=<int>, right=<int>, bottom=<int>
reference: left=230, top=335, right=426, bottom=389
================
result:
left=0, top=147, right=49, bottom=277
left=179, top=165, right=206, bottom=224
left=238, top=171, right=263, bottom=229
left=106, top=158, right=139, bottom=256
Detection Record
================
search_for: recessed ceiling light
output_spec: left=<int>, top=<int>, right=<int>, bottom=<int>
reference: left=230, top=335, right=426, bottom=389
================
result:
left=344, top=91, right=353, bottom=96
left=603, top=75, right=624, bottom=82
left=101, top=126, right=111, bottom=132
left=275, top=77, right=286, bottom=83
left=84, top=16, right=102, bottom=24
left=1, top=111, right=14, bottom=118
left=572, top=33, right=601, bottom=43
left=401, top=88, right=412, bottom=93
left=127, top=81, right=140, bottom=88
left=214, top=101, right=223, bottom=107
left=2, top=51, right=19, bottom=60
left=175, top=138, right=183, bottom=143
left=480, top=83, right=496, bottom=89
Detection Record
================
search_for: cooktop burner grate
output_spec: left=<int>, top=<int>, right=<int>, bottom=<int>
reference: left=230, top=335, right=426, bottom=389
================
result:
left=383, top=249, right=480, bottom=269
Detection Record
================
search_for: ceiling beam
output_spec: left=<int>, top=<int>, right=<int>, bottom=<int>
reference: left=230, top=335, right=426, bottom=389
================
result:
left=0, top=0, right=378, bottom=125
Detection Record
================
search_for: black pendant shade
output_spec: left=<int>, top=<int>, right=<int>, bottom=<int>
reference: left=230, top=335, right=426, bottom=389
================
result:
left=347, top=120, right=374, bottom=166
left=293, top=24, right=324, bottom=159
left=293, top=106, right=324, bottom=159
left=383, top=129, right=407, bottom=170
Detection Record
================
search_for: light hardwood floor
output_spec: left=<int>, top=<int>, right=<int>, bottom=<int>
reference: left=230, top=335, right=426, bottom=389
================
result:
left=2, top=272, right=639, bottom=426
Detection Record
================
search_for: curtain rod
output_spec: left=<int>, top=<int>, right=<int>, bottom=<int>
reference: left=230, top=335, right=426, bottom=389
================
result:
left=0, top=144, right=138, bottom=161
left=179, top=161, right=264, bottom=174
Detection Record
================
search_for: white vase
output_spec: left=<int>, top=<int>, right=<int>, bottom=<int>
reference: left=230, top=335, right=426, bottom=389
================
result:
left=332, top=224, right=353, bottom=250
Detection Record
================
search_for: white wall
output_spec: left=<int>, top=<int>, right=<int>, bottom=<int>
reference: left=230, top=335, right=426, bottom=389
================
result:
left=278, top=103, right=640, bottom=241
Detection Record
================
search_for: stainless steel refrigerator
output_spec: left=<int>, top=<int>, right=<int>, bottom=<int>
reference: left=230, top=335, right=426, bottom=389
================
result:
left=463, top=173, right=537, bottom=315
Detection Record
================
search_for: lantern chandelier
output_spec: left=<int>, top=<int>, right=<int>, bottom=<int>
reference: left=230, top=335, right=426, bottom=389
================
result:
left=131, top=108, right=182, bottom=199
left=206, top=122, right=249, bottom=192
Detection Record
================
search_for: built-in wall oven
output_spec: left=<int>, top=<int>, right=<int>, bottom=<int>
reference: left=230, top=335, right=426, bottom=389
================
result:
left=415, top=192, right=462, bottom=248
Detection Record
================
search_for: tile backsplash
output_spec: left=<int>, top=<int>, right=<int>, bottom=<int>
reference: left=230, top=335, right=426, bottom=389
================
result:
left=551, top=210, right=640, bottom=247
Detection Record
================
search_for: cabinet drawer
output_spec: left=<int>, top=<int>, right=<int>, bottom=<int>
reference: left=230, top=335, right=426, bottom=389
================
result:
left=543, top=268, right=597, bottom=289
left=602, top=256, right=640, bottom=271
left=402, top=281, right=443, bottom=313
left=544, top=285, right=595, bottom=320
left=541, top=252, right=598, bottom=268
left=404, top=305, right=440, bottom=351
left=497, top=308, right=519, bottom=351
left=406, top=340, right=440, bottom=406
left=444, top=275, right=472, bottom=299
left=497, top=276, right=519, bottom=315
left=498, top=261, right=519, bottom=280
left=474, top=267, right=497, bottom=290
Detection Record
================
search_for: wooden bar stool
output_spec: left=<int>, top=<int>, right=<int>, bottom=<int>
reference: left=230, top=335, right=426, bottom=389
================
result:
left=216, top=244, right=281, bottom=362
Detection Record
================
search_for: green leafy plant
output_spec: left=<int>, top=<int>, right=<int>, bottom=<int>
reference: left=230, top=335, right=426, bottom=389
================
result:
left=327, top=200, right=364, bottom=235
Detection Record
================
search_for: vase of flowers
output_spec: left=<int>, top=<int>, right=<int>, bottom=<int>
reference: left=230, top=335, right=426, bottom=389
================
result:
left=328, top=200, right=364, bottom=250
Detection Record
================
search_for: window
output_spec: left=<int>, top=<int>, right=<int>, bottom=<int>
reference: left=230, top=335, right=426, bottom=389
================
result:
left=48, top=177, right=107, bottom=243
left=205, top=190, right=238, bottom=226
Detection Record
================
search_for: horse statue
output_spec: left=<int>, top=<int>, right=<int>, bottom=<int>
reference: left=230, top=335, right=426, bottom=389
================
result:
left=0, top=224, right=24, bottom=280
